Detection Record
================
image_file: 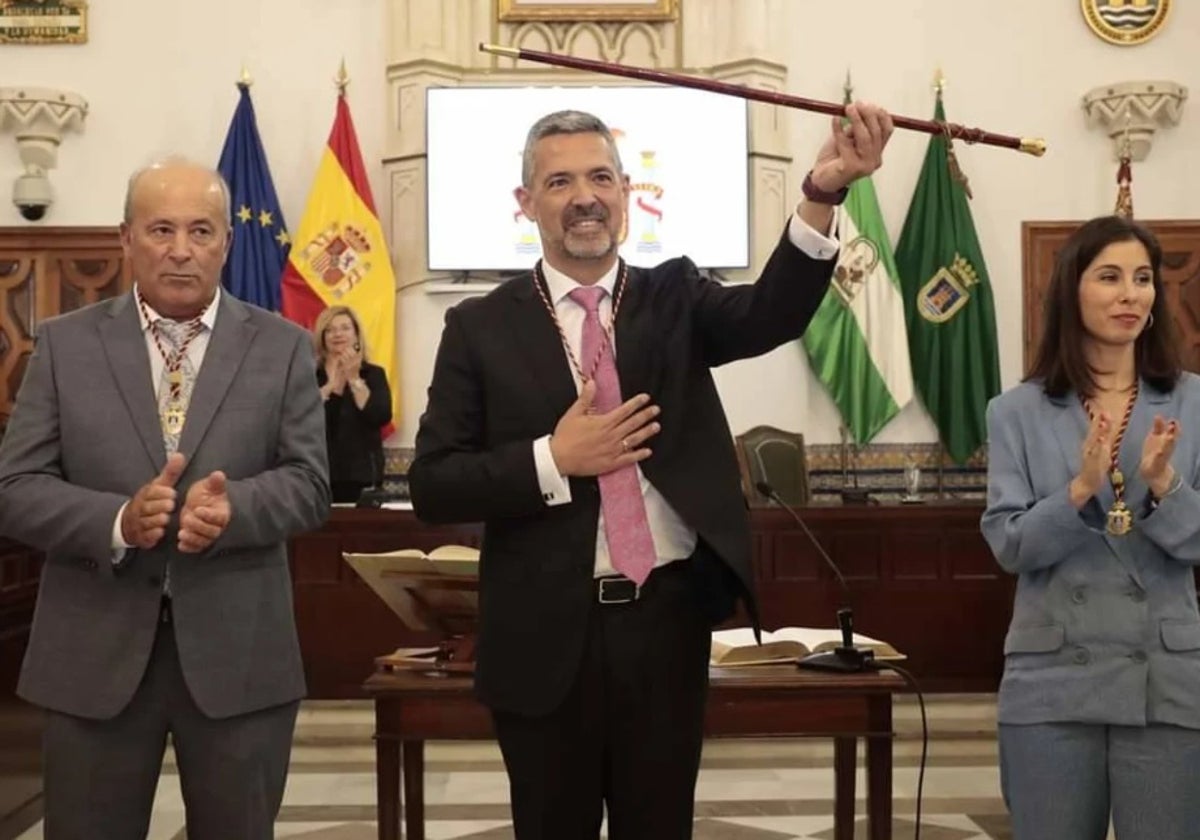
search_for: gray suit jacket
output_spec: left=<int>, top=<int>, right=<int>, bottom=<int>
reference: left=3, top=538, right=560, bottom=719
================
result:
left=982, top=374, right=1200, bottom=730
left=0, top=291, right=330, bottom=720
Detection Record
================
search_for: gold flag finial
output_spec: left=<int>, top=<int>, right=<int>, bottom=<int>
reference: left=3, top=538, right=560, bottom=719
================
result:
left=237, top=64, right=253, bottom=89
left=335, top=59, right=350, bottom=94
left=933, top=66, right=946, bottom=96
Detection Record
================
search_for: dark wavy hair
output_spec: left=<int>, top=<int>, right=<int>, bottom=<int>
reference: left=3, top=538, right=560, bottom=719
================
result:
left=1025, top=215, right=1180, bottom=398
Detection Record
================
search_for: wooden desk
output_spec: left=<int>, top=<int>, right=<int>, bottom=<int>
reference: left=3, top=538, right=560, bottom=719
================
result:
left=365, top=665, right=905, bottom=840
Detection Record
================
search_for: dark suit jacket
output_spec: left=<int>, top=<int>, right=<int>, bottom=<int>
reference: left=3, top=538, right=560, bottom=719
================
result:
left=0, top=292, right=330, bottom=720
left=409, top=230, right=834, bottom=715
left=317, top=361, right=392, bottom=487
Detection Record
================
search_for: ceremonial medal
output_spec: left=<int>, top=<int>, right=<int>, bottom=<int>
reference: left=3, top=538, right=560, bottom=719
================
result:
left=162, top=405, right=186, bottom=436
left=1083, top=388, right=1138, bottom=537
left=1107, top=501, right=1133, bottom=536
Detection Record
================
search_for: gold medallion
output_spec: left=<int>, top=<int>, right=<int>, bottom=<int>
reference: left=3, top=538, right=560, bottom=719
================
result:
left=1081, top=0, right=1171, bottom=46
left=1107, top=501, right=1133, bottom=536
left=162, top=406, right=186, bottom=436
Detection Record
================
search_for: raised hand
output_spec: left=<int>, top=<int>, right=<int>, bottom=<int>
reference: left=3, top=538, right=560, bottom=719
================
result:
left=178, top=471, right=232, bottom=553
left=121, top=452, right=186, bottom=549
left=1140, top=414, right=1180, bottom=497
left=548, top=379, right=661, bottom=477
left=809, top=101, right=895, bottom=194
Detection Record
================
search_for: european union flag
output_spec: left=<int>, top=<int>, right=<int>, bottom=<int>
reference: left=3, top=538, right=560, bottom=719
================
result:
left=217, top=84, right=289, bottom=311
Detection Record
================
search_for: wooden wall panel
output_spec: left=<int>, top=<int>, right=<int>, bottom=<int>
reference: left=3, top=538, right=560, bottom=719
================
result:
left=0, top=227, right=127, bottom=437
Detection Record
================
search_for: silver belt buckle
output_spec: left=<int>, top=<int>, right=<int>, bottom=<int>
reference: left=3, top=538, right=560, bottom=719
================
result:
left=597, top=577, right=639, bottom=604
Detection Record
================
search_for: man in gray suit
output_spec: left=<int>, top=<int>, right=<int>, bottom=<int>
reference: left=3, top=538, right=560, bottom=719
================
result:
left=0, top=159, right=330, bottom=839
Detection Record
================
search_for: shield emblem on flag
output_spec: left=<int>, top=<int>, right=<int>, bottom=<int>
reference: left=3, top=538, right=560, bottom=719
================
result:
left=300, top=222, right=372, bottom=297
left=1081, top=0, right=1171, bottom=45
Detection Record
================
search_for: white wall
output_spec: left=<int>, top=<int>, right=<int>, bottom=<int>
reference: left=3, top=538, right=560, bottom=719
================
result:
left=0, top=0, right=386, bottom=239
left=4, top=0, right=1196, bottom=448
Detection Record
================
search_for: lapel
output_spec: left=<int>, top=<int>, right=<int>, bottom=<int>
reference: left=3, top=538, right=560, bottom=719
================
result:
left=506, top=273, right=578, bottom=423
left=176, top=294, right=256, bottom=456
left=613, top=265, right=663, bottom=402
left=1050, top=391, right=1089, bottom=497
left=100, top=293, right=165, bottom=470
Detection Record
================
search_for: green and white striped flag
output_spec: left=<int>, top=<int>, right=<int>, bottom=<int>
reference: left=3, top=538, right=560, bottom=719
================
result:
left=802, top=175, right=914, bottom=443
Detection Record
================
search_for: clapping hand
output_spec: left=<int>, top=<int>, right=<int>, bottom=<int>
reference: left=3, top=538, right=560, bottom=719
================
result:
left=1140, top=414, right=1180, bottom=497
left=1074, top=410, right=1113, bottom=500
left=178, top=471, right=232, bottom=553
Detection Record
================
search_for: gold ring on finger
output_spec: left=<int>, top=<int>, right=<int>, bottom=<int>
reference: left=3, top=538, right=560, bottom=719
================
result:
left=621, top=438, right=630, bottom=452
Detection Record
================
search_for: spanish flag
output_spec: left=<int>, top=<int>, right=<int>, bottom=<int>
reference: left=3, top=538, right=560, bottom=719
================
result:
left=281, top=90, right=398, bottom=435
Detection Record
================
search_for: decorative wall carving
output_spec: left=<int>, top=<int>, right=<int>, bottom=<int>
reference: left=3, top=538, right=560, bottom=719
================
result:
left=0, top=227, right=128, bottom=437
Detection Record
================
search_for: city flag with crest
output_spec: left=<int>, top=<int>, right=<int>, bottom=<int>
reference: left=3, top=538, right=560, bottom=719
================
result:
left=802, top=83, right=913, bottom=443
left=894, top=88, right=1000, bottom=464
left=281, top=86, right=398, bottom=434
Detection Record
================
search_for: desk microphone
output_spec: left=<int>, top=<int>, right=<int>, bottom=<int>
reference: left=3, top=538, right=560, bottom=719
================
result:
left=754, top=481, right=873, bottom=673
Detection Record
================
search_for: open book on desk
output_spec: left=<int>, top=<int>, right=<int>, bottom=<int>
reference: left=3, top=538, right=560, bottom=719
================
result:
left=710, top=626, right=905, bottom=667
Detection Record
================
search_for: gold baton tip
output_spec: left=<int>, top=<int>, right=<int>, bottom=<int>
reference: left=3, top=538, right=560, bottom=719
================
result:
left=1020, top=137, right=1048, bottom=157
left=480, top=43, right=520, bottom=58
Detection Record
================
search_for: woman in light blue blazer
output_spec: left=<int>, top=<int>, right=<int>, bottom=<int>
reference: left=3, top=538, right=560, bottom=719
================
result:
left=983, top=215, right=1200, bottom=840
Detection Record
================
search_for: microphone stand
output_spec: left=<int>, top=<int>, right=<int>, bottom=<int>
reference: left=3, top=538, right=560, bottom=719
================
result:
left=755, top=481, right=874, bottom=672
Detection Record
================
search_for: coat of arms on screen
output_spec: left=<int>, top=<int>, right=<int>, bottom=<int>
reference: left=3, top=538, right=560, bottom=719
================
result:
left=917, top=254, right=980, bottom=324
left=299, top=222, right=372, bottom=298
left=1081, top=0, right=1171, bottom=45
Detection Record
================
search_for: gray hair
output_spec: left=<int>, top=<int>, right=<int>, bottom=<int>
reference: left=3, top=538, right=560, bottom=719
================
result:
left=520, top=110, right=624, bottom=188
left=122, top=156, right=232, bottom=226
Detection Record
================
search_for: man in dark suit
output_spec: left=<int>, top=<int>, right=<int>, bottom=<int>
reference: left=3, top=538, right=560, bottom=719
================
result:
left=0, top=159, right=330, bottom=839
left=408, top=105, right=892, bottom=839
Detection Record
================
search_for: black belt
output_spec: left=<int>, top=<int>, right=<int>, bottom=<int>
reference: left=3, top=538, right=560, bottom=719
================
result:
left=594, top=559, right=691, bottom=605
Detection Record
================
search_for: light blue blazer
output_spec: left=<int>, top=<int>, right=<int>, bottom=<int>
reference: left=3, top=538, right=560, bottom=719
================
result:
left=982, top=373, right=1200, bottom=729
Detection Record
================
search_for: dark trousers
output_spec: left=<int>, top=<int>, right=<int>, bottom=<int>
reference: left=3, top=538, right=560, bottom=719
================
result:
left=491, top=559, right=712, bottom=840
left=42, top=612, right=299, bottom=840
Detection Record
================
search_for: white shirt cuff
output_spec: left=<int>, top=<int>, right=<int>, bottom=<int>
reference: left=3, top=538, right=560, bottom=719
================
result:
left=533, top=435, right=572, bottom=506
left=112, top=503, right=132, bottom=564
left=787, top=210, right=840, bottom=260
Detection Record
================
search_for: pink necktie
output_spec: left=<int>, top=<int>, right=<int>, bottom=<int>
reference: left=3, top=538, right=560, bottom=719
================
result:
left=569, top=286, right=657, bottom=585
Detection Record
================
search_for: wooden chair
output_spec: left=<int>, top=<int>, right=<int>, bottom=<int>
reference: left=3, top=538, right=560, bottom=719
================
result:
left=735, top=425, right=810, bottom=508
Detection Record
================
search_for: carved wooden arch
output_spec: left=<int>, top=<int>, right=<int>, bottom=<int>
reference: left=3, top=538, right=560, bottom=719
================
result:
left=0, top=227, right=129, bottom=437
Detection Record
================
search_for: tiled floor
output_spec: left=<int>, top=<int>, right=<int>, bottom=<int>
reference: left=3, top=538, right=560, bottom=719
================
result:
left=2, top=693, right=1034, bottom=839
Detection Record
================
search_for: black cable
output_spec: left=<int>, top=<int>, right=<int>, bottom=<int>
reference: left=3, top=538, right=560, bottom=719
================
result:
left=870, top=661, right=926, bottom=840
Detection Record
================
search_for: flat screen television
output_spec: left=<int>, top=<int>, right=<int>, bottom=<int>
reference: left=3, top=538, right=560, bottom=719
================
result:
left=425, top=85, right=750, bottom=272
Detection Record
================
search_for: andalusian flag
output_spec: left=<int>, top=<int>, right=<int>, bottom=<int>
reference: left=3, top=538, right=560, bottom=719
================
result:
left=802, top=170, right=912, bottom=443
left=281, top=89, right=398, bottom=431
left=894, top=89, right=1000, bottom=464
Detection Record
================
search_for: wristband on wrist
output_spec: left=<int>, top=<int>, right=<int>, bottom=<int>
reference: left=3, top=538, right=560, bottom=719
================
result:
left=801, top=170, right=849, bottom=205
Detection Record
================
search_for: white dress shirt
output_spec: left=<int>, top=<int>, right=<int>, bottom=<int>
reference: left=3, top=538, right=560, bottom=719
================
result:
left=533, top=212, right=838, bottom=577
left=111, top=287, right=221, bottom=551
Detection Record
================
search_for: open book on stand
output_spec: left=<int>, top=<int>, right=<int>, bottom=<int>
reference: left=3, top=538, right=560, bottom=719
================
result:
left=344, top=545, right=481, bottom=670
left=710, top=626, right=904, bottom=667
left=343, top=544, right=479, bottom=577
